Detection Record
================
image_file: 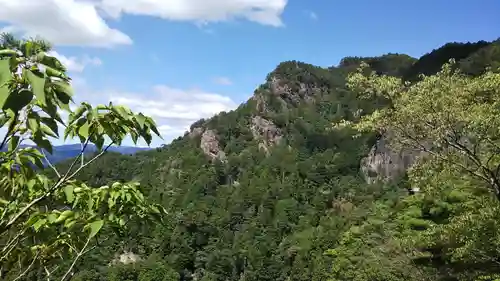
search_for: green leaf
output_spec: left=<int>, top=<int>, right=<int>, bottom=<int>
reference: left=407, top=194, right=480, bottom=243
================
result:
left=68, top=106, right=86, bottom=126
left=27, top=114, right=40, bottom=133
left=87, top=219, right=104, bottom=238
left=32, top=132, right=52, bottom=154
left=8, top=135, right=19, bottom=151
left=0, top=197, right=9, bottom=205
left=36, top=53, right=66, bottom=71
left=40, top=117, right=59, bottom=137
left=146, top=117, right=162, bottom=138
left=130, top=130, right=138, bottom=144
left=63, top=185, right=75, bottom=203
left=65, top=220, right=77, bottom=229
left=0, top=58, right=11, bottom=109
left=142, top=130, right=152, bottom=146
left=135, top=113, right=146, bottom=129
left=0, top=49, right=18, bottom=56
left=25, top=213, right=41, bottom=227
left=41, top=97, right=63, bottom=122
left=23, top=41, right=33, bottom=57
left=47, top=213, right=58, bottom=223
left=55, top=210, right=74, bottom=224
left=78, top=121, right=90, bottom=139
left=113, top=105, right=131, bottom=120
left=25, top=69, right=46, bottom=105
left=52, top=80, right=73, bottom=101
left=3, top=89, right=33, bottom=111
left=41, top=125, right=57, bottom=138
left=151, top=205, right=161, bottom=214
left=33, top=218, right=47, bottom=232
left=94, top=134, right=105, bottom=150
left=45, top=66, right=65, bottom=78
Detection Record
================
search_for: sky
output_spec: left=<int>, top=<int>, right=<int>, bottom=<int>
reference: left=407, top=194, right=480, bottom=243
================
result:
left=0, top=0, right=499, bottom=147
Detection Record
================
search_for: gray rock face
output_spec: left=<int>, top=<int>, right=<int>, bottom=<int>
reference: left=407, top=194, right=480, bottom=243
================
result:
left=251, top=93, right=270, bottom=113
left=269, top=76, right=293, bottom=97
left=200, top=129, right=226, bottom=161
left=251, top=116, right=282, bottom=153
left=360, top=136, right=425, bottom=184
left=268, top=77, right=319, bottom=106
left=189, top=127, right=204, bottom=139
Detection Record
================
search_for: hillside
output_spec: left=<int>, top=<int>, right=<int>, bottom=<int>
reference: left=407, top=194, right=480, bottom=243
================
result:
left=43, top=144, right=150, bottom=164
left=61, top=39, right=500, bottom=281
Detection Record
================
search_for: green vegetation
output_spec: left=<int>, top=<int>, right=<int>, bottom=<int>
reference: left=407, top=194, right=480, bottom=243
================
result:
left=0, top=34, right=164, bottom=280
left=3, top=33, right=500, bottom=281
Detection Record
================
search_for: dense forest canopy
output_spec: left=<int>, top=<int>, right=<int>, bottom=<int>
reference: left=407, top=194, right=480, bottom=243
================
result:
left=3, top=34, right=500, bottom=281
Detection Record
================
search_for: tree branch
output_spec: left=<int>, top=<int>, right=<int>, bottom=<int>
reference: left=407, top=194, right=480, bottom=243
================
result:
left=12, top=251, right=38, bottom=281
left=60, top=236, right=92, bottom=281
left=62, top=138, right=90, bottom=182
left=42, top=149, right=60, bottom=178
left=67, top=142, right=113, bottom=180
left=1, top=139, right=105, bottom=232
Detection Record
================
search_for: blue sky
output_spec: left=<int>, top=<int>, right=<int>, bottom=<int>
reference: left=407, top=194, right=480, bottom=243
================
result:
left=0, top=0, right=499, bottom=147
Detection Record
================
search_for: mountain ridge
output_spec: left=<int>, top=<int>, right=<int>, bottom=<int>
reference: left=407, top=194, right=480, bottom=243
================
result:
left=61, top=38, right=500, bottom=281
left=7, top=144, right=152, bottom=165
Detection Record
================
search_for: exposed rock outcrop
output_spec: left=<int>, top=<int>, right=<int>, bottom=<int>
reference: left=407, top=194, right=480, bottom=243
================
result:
left=270, top=76, right=293, bottom=97
left=252, top=93, right=270, bottom=113
left=111, top=251, right=141, bottom=265
left=200, top=129, right=226, bottom=161
left=189, top=127, right=204, bottom=139
left=360, top=136, right=425, bottom=184
left=250, top=116, right=282, bottom=153
left=268, top=77, right=320, bottom=106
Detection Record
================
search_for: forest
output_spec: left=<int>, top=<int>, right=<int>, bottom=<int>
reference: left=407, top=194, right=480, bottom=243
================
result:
left=1, top=34, right=500, bottom=281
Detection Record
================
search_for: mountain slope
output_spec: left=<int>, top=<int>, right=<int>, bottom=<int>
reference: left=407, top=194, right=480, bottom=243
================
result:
left=21, top=144, right=151, bottom=165
left=65, top=39, right=500, bottom=281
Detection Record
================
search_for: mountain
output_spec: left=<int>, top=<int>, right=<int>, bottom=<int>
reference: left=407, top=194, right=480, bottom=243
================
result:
left=9, top=144, right=151, bottom=165
left=59, top=39, right=500, bottom=281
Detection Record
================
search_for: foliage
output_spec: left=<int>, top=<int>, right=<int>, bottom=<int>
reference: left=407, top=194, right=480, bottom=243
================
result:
left=460, top=40, right=500, bottom=76
left=403, top=41, right=490, bottom=81
left=345, top=60, right=500, bottom=200
left=45, top=38, right=500, bottom=281
left=0, top=34, right=164, bottom=281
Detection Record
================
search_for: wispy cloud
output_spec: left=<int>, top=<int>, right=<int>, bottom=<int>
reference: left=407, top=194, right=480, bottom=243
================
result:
left=307, top=11, right=318, bottom=21
left=212, top=76, right=233, bottom=86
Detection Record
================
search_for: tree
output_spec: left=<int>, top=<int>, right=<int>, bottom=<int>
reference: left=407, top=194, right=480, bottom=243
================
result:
left=0, top=34, right=165, bottom=280
left=339, top=60, right=500, bottom=201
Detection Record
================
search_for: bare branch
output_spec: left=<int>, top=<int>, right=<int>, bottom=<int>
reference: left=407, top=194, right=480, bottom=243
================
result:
left=42, top=149, right=60, bottom=178
left=80, top=142, right=84, bottom=168
left=63, top=138, right=90, bottom=181
left=60, top=236, right=92, bottom=281
left=67, top=142, right=113, bottom=180
left=12, top=251, right=39, bottom=281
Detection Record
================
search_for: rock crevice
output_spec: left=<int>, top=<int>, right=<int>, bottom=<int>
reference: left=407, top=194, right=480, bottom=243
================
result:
left=360, top=136, right=425, bottom=184
left=250, top=116, right=282, bottom=152
left=200, top=129, right=226, bottom=161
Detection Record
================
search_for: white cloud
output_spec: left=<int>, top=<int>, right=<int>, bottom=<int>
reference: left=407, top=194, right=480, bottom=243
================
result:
left=0, top=0, right=132, bottom=47
left=212, top=76, right=233, bottom=86
left=48, top=51, right=102, bottom=73
left=105, top=85, right=237, bottom=145
left=50, top=80, right=237, bottom=146
left=0, top=0, right=288, bottom=47
left=98, top=0, right=287, bottom=26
